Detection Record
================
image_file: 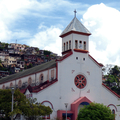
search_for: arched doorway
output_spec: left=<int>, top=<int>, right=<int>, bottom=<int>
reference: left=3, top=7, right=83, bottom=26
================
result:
left=71, top=96, right=92, bottom=120
left=78, top=102, right=89, bottom=114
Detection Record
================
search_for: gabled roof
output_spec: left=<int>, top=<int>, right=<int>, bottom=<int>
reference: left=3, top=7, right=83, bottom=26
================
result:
left=0, top=60, right=56, bottom=84
left=56, top=50, right=73, bottom=61
left=88, top=54, right=103, bottom=67
left=20, top=79, right=58, bottom=94
left=102, top=83, right=120, bottom=98
left=60, top=17, right=91, bottom=37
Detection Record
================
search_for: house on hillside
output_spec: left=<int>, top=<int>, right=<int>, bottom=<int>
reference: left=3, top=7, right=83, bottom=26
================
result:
left=0, top=51, right=9, bottom=62
left=0, top=12, right=120, bottom=120
left=8, top=43, right=26, bottom=51
left=24, top=47, right=37, bottom=55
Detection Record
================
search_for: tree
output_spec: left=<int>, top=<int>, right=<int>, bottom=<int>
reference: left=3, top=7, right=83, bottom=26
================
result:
left=24, top=98, right=52, bottom=120
left=109, top=65, right=120, bottom=76
left=0, top=89, right=12, bottom=120
left=28, top=63, right=33, bottom=68
left=102, top=64, right=114, bottom=75
left=0, top=89, right=29, bottom=119
left=105, top=75, right=116, bottom=87
left=0, top=89, right=52, bottom=120
left=44, top=50, right=51, bottom=55
left=103, top=65, right=120, bottom=89
left=77, top=102, right=114, bottom=120
left=108, top=65, right=120, bottom=88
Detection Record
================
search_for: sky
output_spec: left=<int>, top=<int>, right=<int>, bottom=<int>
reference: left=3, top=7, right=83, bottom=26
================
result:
left=1, top=0, right=120, bottom=66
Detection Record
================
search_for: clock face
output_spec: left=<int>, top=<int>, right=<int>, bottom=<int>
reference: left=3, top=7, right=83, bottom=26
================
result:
left=74, top=74, right=87, bottom=89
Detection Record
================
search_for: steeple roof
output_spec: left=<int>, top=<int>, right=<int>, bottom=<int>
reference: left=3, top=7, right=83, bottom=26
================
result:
left=60, top=16, right=91, bottom=37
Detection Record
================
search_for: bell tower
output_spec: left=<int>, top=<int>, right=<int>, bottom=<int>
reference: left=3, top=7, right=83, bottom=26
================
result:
left=60, top=10, right=91, bottom=55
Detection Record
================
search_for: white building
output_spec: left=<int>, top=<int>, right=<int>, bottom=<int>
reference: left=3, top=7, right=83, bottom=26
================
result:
left=0, top=12, right=120, bottom=120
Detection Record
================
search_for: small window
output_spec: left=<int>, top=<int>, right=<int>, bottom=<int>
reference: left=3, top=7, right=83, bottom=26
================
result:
left=41, top=75, right=43, bottom=80
left=83, top=58, right=85, bottom=61
left=84, top=41, right=86, bottom=50
left=10, top=82, right=13, bottom=87
left=66, top=42, right=68, bottom=50
left=79, top=41, right=82, bottom=49
left=51, top=70, right=54, bottom=80
left=76, top=57, right=78, bottom=60
left=75, top=40, right=78, bottom=49
left=112, top=109, right=115, bottom=114
left=64, top=43, right=65, bottom=51
left=69, top=41, right=71, bottom=49
left=28, top=77, right=32, bottom=85
left=18, top=80, right=22, bottom=88
left=39, top=74, right=44, bottom=83
left=2, top=85, right=5, bottom=89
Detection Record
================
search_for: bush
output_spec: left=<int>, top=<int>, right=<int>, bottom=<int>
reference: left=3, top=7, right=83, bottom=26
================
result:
left=77, top=102, right=114, bottom=120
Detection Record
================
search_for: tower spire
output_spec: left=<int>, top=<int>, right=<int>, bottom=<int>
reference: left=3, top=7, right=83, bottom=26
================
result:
left=74, top=9, right=77, bottom=17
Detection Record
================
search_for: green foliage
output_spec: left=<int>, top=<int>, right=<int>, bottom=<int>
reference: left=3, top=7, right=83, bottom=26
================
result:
left=111, top=87, right=120, bottom=95
left=105, top=75, right=116, bottom=87
left=109, top=65, right=120, bottom=76
left=28, top=63, right=33, bottom=68
left=24, top=65, right=27, bottom=69
left=0, top=89, right=12, bottom=119
left=77, top=102, right=114, bottom=120
left=44, top=50, right=51, bottom=55
left=103, top=65, right=120, bottom=90
left=24, top=98, right=52, bottom=120
left=0, top=89, right=52, bottom=120
left=0, top=89, right=29, bottom=119
left=35, top=48, right=39, bottom=52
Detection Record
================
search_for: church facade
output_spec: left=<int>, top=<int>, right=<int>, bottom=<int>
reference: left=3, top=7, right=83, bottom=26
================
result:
left=0, top=13, right=120, bottom=120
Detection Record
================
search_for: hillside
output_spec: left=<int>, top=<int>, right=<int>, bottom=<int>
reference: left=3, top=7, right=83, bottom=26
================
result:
left=0, top=42, right=60, bottom=78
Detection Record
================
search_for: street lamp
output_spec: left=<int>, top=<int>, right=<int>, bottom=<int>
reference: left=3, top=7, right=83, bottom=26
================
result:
left=11, top=87, right=14, bottom=120
left=64, top=103, right=68, bottom=120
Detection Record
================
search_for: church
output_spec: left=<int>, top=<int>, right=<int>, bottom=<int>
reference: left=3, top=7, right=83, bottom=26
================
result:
left=0, top=11, right=120, bottom=120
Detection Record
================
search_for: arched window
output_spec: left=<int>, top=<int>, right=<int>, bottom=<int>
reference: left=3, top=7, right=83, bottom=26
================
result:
left=2, top=85, right=5, bottom=89
left=28, top=77, right=32, bottom=85
left=39, top=74, right=44, bottom=83
left=51, top=70, right=54, bottom=80
left=69, top=40, right=71, bottom=49
left=84, top=41, right=86, bottom=50
left=64, top=43, right=65, bottom=51
left=66, top=42, right=68, bottom=50
left=79, top=41, right=82, bottom=49
left=10, top=82, right=13, bottom=87
left=112, top=109, right=115, bottom=114
left=18, top=80, right=22, bottom=88
left=75, top=40, right=78, bottom=49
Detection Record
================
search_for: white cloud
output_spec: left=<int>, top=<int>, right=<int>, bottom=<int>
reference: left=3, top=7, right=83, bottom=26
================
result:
left=0, top=0, right=57, bottom=43
left=82, top=3, right=120, bottom=66
left=2, top=0, right=120, bottom=64
left=27, top=25, right=62, bottom=55
left=0, top=0, right=87, bottom=43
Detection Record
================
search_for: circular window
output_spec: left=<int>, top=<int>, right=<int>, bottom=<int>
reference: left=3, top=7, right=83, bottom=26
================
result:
left=74, top=74, right=87, bottom=89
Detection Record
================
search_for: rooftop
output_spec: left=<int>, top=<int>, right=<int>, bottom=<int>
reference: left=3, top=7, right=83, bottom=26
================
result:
left=0, top=60, right=56, bottom=84
left=60, top=14, right=91, bottom=37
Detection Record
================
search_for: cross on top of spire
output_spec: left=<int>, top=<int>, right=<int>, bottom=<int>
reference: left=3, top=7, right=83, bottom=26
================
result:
left=74, top=9, right=77, bottom=17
